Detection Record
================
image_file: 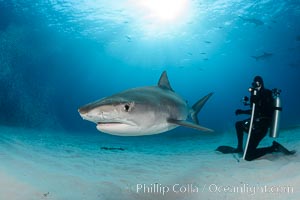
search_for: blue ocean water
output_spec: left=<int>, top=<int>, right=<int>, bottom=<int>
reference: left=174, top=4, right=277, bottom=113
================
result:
left=0, top=0, right=300, bottom=199
left=1, top=0, right=299, bottom=133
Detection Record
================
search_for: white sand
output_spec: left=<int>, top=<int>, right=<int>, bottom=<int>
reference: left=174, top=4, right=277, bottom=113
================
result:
left=0, top=125, right=299, bottom=200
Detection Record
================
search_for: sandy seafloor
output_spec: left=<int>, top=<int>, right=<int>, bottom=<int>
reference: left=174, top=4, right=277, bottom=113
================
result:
left=0, top=125, right=299, bottom=200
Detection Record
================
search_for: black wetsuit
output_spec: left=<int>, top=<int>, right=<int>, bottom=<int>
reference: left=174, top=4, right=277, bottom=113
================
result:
left=235, top=88, right=274, bottom=161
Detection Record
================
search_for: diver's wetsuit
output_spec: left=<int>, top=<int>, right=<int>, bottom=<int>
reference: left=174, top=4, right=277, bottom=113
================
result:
left=235, top=82, right=274, bottom=161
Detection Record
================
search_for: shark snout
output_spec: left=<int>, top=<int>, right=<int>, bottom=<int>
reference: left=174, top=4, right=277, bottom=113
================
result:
left=78, top=99, right=106, bottom=116
left=78, top=107, right=88, bottom=115
left=78, top=107, right=98, bottom=123
left=78, top=108, right=89, bottom=121
left=78, top=103, right=112, bottom=123
left=78, top=102, right=98, bottom=115
left=78, top=105, right=95, bottom=121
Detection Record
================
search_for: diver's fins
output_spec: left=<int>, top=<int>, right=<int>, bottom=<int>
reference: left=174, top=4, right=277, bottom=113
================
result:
left=168, top=119, right=213, bottom=132
left=216, top=146, right=242, bottom=154
left=272, top=141, right=296, bottom=155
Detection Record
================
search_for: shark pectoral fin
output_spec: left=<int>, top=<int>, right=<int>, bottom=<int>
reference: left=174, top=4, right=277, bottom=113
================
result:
left=167, top=119, right=214, bottom=132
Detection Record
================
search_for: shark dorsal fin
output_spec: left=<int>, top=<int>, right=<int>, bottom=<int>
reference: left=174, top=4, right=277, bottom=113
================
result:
left=158, top=71, right=174, bottom=91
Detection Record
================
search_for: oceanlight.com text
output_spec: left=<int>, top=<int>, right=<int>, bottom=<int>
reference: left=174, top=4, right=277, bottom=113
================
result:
left=206, top=183, right=294, bottom=195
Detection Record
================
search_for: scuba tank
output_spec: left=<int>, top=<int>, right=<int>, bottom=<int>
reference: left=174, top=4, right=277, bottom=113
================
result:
left=270, top=88, right=282, bottom=138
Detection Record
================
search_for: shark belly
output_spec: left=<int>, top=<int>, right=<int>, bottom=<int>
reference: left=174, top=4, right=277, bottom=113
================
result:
left=97, top=121, right=179, bottom=136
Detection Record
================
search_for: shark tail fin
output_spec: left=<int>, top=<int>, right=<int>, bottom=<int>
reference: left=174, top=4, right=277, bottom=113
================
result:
left=191, top=92, right=213, bottom=125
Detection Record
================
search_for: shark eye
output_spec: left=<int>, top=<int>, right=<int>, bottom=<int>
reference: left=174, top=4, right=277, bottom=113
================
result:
left=123, top=102, right=134, bottom=112
left=124, top=104, right=130, bottom=112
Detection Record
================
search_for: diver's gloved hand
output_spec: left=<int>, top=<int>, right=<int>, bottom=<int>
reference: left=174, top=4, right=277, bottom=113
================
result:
left=235, top=109, right=244, bottom=115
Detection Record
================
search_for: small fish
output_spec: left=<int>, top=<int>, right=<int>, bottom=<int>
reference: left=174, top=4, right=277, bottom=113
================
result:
left=204, top=41, right=211, bottom=44
left=125, top=35, right=132, bottom=41
left=239, top=16, right=264, bottom=26
left=287, top=47, right=296, bottom=51
left=288, top=63, right=300, bottom=68
left=251, top=52, right=273, bottom=61
left=200, top=52, right=206, bottom=55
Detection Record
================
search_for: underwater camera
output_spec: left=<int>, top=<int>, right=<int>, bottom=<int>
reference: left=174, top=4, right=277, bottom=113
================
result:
left=241, top=96, right=250, bottom=106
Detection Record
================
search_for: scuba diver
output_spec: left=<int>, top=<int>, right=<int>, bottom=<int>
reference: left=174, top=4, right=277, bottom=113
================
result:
left=216, top=76, right=295, bottom=161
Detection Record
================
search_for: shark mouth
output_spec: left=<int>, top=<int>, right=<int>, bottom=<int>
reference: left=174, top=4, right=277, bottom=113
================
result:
left=97, top=121, right=136, bottom=126
left=97, top=122, right=124, bottom=125
left=96, top=120, right=140, bottom=136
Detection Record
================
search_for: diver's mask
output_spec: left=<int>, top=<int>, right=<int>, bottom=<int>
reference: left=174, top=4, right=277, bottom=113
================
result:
left=252, top=81, right=261, bottom=88
left=249, top=81, right=262, bottom=93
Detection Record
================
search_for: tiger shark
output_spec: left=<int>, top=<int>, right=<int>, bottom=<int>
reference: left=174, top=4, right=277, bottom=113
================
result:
left=78, top=71, right=213, bottom=136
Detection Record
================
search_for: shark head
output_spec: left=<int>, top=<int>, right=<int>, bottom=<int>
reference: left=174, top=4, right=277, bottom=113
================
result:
left=78, top=86, right=177, bottom=136
left=79, top=95, right=143, bottom=135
